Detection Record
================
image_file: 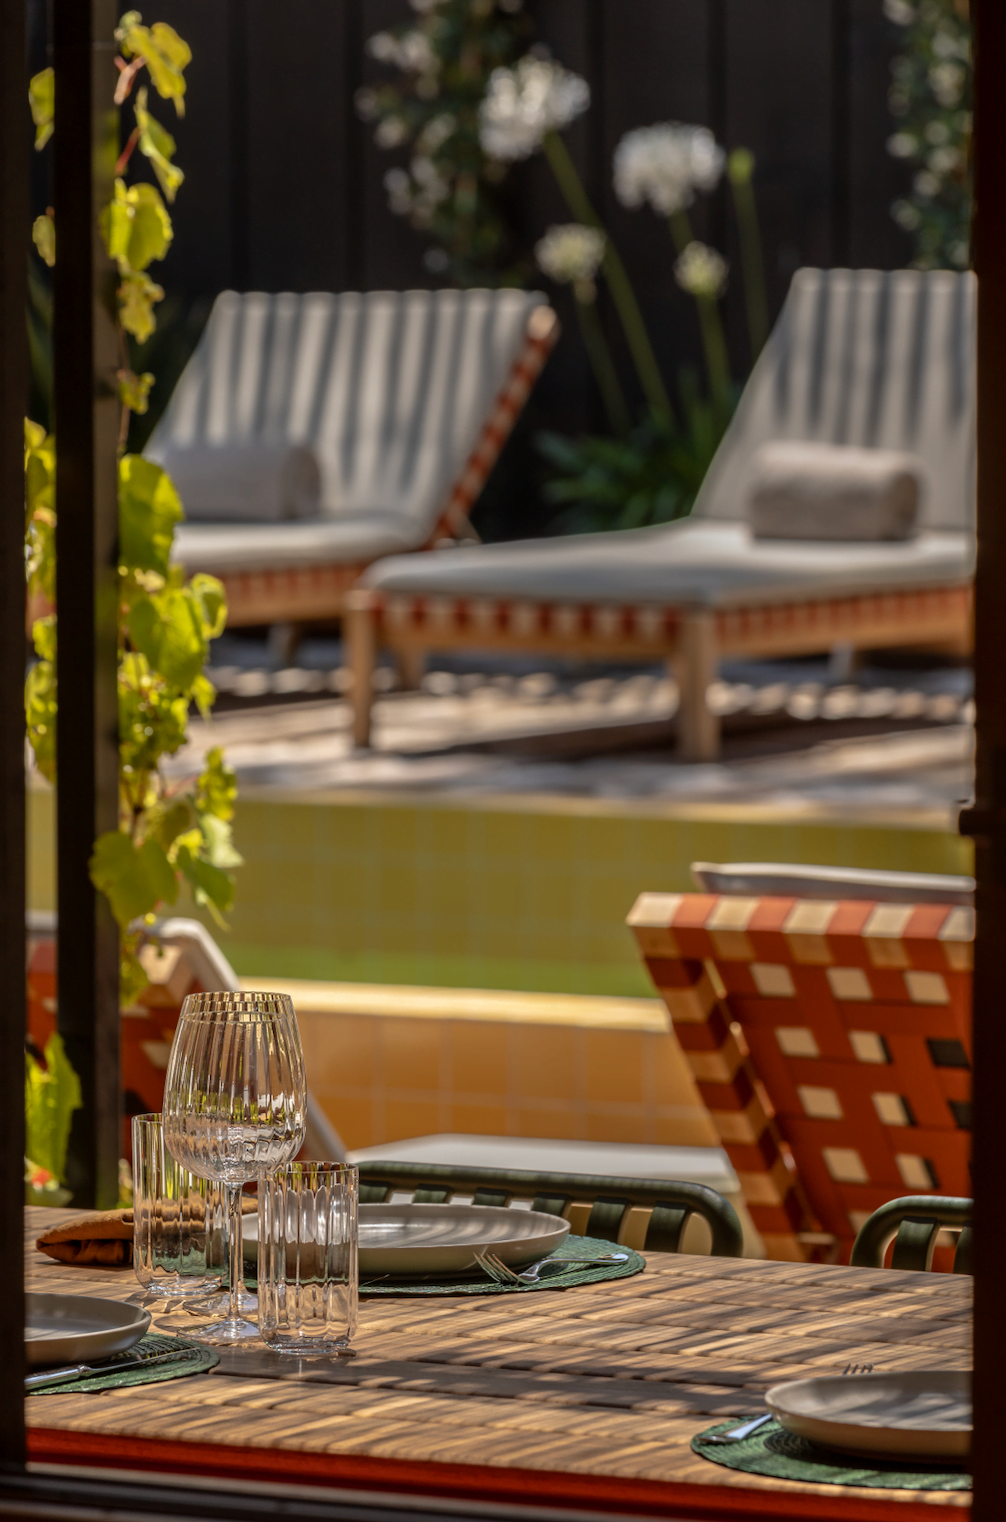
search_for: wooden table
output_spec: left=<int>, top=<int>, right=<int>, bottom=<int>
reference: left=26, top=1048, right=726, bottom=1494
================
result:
left=25, top=1208, right=971, bottom=1520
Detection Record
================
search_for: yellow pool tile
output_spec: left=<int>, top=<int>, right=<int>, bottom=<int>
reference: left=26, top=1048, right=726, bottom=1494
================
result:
left=448, top=1022, right=509, bottom=1098
left=381, top=1018, right=444, bottom=1093
left=447, top=1103, right=509, bottom=1138
left=582, top=1029, right=645, bottom=1105
left=511, top=1025, right=580, bottom=1102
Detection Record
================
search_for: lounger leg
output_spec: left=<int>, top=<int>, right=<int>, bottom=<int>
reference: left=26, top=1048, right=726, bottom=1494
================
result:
left=676, top=610, right=719, bottom=761
left=346, top=590, right=376, bottom=749
left=397, top=646, right=426, bottom=691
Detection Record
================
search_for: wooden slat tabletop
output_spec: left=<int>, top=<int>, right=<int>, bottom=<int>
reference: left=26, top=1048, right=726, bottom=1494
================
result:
left=24, top=1208, right=971, bottom=1518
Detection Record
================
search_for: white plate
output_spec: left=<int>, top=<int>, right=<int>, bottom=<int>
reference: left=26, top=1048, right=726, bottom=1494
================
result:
left=766, top=1371, right=971, bottom=1460
left=245, top=1202, right=570, bottom=1276
left=25, top=1293, right=150, bottom=1368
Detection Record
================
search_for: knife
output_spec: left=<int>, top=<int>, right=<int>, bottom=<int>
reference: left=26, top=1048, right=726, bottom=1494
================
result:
left=25, top=1345, right=185, bottom=1392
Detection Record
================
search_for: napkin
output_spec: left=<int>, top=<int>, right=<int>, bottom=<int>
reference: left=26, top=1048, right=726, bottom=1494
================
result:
left=36, top=1197, right=258, bottom=1267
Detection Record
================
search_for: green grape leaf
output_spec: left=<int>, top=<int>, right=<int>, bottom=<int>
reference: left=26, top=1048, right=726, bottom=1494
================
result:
left=31, top=614, right=57, bottom=664
left=188, top=572, right=227, bottom=640
left=119, top=941, right=150, bottom=1008
left=196, top=745, right=237, bottom=821
left=118, top=368, right=155, bottom=414
left=198, top=811, right=244, bottom=870
left=149, top=798, right=192, bottom=852
left=105, top=179, right=173, bottom=272
left=116, top=13, right=191, bottom=116
left=128, top=586, right=206, bottom=691
left=89, top=829, right=178, bottom=929
left=29, top=68, right=54, bottom=150
left=190, top=671, right=216, bottom=719
left=32, top=211, right=55, bottom=267
left=117, top=270, right=165, bottom=342
left=119, top=453, right=183, bottom=575
left=134, top=87, right=185, bottom=202
left=25, top=658, right=57, bottom=784
left=176, top=842, right=235, bottom=924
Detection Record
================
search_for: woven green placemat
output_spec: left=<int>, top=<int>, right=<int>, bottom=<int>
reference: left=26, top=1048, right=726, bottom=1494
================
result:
left=693, top=1419, right=971, bottom=1492
left=358, top=1234, right=645, bottom=1295
left=29, top=1334, right=219, bottom=1394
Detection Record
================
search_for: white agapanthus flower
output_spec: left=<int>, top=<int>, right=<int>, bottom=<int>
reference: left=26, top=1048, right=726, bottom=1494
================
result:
left=674, top=241, right=728, bottom=299
left=534, top=224, right=605, bottom=286
left=614, top=123, right=726, bottom=218
left=479, top=55, right=590, bottom=162
left=368, top=29, right=438, bottom=75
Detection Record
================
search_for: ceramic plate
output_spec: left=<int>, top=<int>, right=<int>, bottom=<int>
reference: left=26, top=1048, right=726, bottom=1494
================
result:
left=25, top=1293, right=150, bottom=1367
left=766, top=1371, right=971, bottom=1460
left=245, top=1202, right=571, bottom=1275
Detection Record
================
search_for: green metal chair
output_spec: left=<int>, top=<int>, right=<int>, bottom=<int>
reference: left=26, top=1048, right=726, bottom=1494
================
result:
left=850, top=1196, right=972, bottom=1274
left=356, top=1160, right=744, bottom=1258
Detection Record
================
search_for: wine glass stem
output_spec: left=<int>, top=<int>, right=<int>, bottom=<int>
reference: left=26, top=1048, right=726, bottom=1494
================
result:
left=227, top=1184, right=244, bottom=1322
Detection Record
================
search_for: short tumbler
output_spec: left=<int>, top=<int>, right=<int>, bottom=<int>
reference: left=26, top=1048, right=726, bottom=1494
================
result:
left=132, top=1112, right=227, bottom=1300
left=258, top=1162, right=358, bottom=1354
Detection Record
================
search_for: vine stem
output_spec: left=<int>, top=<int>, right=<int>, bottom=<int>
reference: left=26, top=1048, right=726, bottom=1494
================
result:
left=669, top=208, right=733, bottom=420
left=542, top=129, right=674, bottom=425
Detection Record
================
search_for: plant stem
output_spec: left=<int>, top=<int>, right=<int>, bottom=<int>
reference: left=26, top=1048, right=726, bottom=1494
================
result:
left=729, top=173, right=770, bottom=363
left=542, top=129, right=673, bottom=425
left=669, top=209, right=733, bottom=419
left=695, top=296, right=733, bottom=419
left=574, top=296, right=632, bottom=437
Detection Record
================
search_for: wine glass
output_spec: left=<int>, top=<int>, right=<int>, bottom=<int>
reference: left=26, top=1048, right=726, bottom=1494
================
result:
left=162, top=991, right=306, bottom=1343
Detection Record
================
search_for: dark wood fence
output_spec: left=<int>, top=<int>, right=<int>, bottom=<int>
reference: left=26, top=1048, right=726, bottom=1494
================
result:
left=29, top=0, right=915, bottom=540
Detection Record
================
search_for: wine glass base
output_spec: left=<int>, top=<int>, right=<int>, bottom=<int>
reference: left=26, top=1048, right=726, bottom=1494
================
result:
left=182, top=1315, right=260, bottom=1344
left=183, top=1289, right=258, bottom=1317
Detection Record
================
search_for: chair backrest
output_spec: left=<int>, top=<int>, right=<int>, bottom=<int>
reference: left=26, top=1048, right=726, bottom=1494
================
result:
left=356, top=1160, right=744, bottom=1257
left=148, top=288, right=554, bottom=537
left=851, top=1194, right=972, bottom=1273
left=693, top=267, right=976, bottom=532
left=628, top=889, right=973, bottom=1264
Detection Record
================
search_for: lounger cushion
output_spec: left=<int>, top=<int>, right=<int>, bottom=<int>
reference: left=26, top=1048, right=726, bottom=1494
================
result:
left=748, top=442, right=923, bottom=541
left=694, top=268, right=974, bottom=532
left=360, top=518, right=973, bottom=609
left=160, top=442, right=322, bottom=522
left=174, top=512, right=425, bottom=576
left=690, top=861, right=974, bottom=905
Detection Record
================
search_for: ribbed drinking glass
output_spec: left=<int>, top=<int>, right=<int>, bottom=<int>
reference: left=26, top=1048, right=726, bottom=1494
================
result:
left=130, top=1112, right=227, bottom=1304
left=258, top=1162, right=358, bottom=1354
left=162, top=991, right=306, bottom=1343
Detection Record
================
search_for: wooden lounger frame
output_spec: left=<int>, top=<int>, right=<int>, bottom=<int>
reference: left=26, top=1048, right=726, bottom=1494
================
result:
left=346, top=580, right=972, bottom=760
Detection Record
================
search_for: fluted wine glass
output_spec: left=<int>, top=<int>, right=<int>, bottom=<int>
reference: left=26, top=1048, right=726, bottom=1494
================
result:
left=162, top=991, right=306, bottom=1343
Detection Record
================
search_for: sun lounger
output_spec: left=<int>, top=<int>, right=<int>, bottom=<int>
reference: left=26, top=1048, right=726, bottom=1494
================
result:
left=152, top=288, right=558, bottom=631
left=348, top=268, right=975, bottom=757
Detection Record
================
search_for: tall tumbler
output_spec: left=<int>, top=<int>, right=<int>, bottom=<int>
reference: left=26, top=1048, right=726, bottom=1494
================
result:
left=258, top=1162, right=358, bottom=1354
left=131, top=1112, right=227, bottom=1302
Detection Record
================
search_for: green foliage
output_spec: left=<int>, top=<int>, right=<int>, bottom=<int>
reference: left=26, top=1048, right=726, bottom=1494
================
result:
left=115, top=11, right=191, bottom=115
left=886, top=0, right=971, bottom=269
left=32, top=209, right=55, bottom=267
left=24, top=14, right=240, bottom=1006
left=537, top=384, right=729, bottom=534
left=25, top=1033, right=82, bottom=1185
left=29, top=66, right=54, bottom=149
left=360, top=0, right=531, bottom=285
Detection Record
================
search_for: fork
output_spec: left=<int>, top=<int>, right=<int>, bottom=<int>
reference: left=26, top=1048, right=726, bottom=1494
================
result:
left=475, top=1249, right=629, bottom=1284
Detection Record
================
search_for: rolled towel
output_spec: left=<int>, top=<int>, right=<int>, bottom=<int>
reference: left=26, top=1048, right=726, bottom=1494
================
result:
left=37, top=1196, right=258, bottom=1267
left=152, top=441, right=322, bottom=523
left=748, top=441, right=925, bottom=541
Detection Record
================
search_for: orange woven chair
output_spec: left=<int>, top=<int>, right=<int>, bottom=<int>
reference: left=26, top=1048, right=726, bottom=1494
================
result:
left=628, top=879, right=972, bottom=1263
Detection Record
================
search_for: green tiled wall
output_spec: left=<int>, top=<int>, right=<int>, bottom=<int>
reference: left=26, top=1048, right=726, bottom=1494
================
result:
left=28, top=782, right=973, bottom=997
